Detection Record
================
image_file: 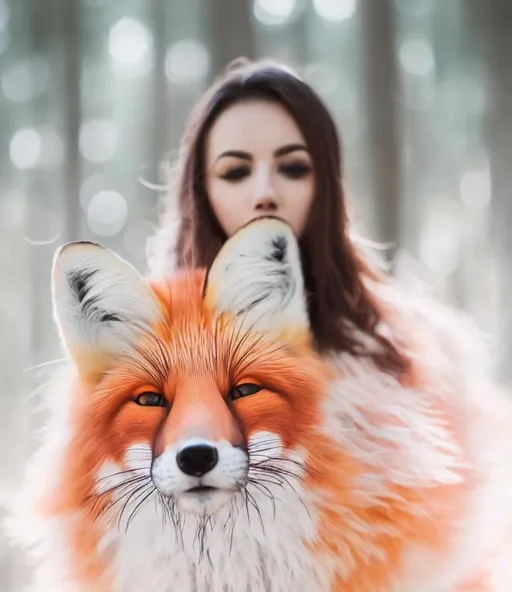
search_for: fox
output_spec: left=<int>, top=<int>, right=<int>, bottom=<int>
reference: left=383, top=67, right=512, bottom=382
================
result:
left=8, top=217, right=512, bottom=591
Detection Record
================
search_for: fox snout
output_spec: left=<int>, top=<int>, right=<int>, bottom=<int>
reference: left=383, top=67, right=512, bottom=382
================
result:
left=151, top=435, right=249, bottom=515
left=150, top=377, right=249, bottom=513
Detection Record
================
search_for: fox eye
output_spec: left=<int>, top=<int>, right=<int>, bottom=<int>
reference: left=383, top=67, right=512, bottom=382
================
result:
left=135, top=392, right=166, bottom=407
left=228, top=383, right=262, bottom=402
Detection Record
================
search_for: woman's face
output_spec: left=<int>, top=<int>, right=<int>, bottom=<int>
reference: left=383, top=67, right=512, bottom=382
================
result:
left=205, top=99, right=315, bottom=238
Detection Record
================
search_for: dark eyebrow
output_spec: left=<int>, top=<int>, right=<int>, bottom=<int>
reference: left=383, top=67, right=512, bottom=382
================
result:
left=214, top=143, right=309, bottom=164
left=273, top=143, right=309, bottom=157
left=215, top=150, right=252, bottom=163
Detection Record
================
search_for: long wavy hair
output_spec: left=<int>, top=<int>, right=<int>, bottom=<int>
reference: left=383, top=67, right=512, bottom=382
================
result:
left=148, top=58, right=409, bottom=375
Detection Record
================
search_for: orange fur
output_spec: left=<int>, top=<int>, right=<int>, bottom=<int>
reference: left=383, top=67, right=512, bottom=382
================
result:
left=15, top=250, right=512, bottom=591
left=35, top=271, right=336, bottom=587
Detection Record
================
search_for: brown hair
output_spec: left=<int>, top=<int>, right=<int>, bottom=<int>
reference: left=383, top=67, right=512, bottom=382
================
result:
left=151, top=58, right=409, bottom=375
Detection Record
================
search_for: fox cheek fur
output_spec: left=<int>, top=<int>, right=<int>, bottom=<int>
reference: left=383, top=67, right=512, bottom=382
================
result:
left=8, top=216, right=512, bottom=591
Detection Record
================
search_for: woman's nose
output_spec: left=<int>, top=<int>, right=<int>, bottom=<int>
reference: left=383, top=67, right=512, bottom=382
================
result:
left=252, top=165, right=278, bottom=211
left=254, top=194, right=277, bottom=211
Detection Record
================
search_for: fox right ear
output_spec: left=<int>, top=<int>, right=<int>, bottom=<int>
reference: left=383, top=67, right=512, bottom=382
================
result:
left=52, top=241, right=163, bottom=379
left=204, top=217, right=310, bottom=346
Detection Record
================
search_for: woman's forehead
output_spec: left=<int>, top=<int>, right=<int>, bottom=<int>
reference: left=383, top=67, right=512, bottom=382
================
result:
left=206, top=100, right=307, bottom=160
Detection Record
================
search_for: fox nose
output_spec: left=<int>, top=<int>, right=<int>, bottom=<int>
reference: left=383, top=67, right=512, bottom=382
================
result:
left=176, top=443, right=219, bottom=477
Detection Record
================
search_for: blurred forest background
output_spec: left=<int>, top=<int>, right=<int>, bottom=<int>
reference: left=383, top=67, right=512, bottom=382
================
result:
left=1, top=0, right=511, bottom=588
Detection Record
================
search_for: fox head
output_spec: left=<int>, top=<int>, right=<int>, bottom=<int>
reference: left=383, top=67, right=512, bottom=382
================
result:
left=51, top=217, right=328, bottom=519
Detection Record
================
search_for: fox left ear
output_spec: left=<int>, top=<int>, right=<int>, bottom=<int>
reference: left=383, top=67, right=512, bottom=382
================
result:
left=52, top=241, right=163, bottom=379
left=204, top=217, right=310, bottom=344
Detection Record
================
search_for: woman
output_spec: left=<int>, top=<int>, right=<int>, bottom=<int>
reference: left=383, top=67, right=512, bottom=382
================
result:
left=148, top=57, right=416, bottom=377
left=150, top=57, right=490, bottom=378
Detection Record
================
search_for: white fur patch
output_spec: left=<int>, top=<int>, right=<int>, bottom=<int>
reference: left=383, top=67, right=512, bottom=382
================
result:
left=93, top=432, right=329, bottom=592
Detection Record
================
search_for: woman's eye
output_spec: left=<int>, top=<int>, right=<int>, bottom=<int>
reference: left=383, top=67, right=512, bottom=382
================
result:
left=278, top=162, right=312, bottom=179
left=219, top=165, right=251, bottom=182
left=227, top=383, right=262, bottom=402
left=135, top=392, right=166, bottom=407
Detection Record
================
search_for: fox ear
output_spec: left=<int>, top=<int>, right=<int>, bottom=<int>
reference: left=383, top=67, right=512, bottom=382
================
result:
left=52, top=241, right=162, bottom=379
left=204, top=217, right=309, bottom=344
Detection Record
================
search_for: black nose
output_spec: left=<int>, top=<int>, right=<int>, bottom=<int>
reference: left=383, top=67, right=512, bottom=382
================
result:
left=176, top=444, right=219, bottom=477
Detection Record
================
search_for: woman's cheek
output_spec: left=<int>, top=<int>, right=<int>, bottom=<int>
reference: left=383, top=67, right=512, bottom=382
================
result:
left=208, top=182, right=252, bottom=236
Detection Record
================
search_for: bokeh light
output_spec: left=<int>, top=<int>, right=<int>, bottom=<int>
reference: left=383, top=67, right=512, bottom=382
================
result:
left=313, top=0, right=357, bottom=22
left=399, top=37, right=435, bottom=76
left=460, top=169, right=492, bottom=210
left=87, top=190, right=128, bottom=236
left=165, top=39, right=210, bottom=85
left=253, top=0, right=297, bottom=26
left=79, top=120, right=119, bottom=163
left=108, top=18, right=153, bottom=77
left=1, top=57, right=50, bottom=103
left=9, top=128, right=42, bottom=170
